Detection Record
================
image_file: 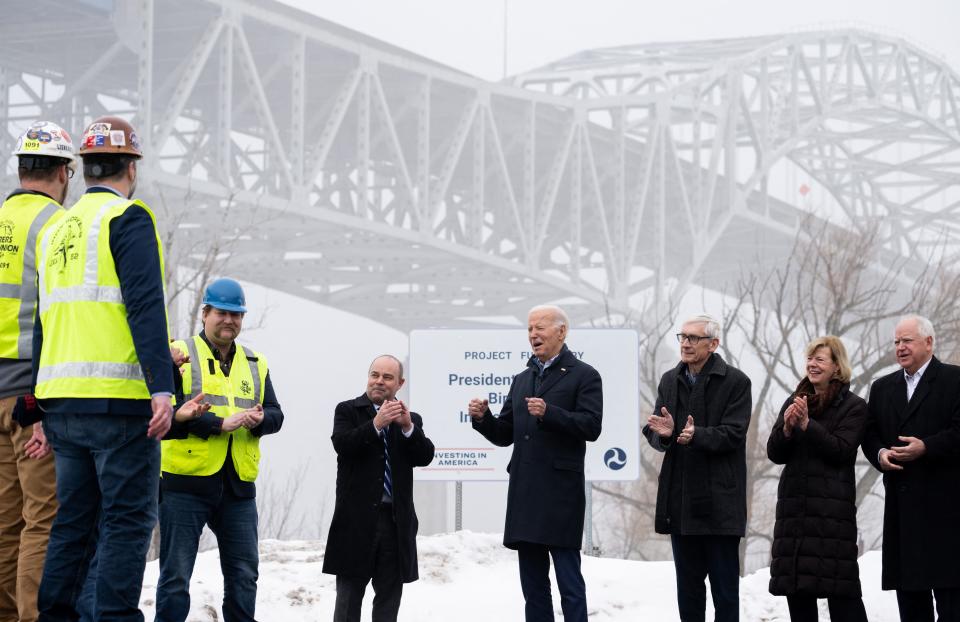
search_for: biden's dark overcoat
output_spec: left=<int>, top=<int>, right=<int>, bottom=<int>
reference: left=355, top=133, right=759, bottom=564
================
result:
left=473, top=344, right=603, bottom=550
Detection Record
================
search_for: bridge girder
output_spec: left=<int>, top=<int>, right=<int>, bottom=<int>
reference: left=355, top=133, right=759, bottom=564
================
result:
left=1, top=2, right=956, bottom=330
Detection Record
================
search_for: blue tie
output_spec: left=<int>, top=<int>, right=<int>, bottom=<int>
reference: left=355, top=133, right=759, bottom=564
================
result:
left=381, top=426, right=393, bottom=501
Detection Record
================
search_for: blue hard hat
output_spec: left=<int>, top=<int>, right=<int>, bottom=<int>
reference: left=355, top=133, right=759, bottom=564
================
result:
left=202, top=278, right=247, bottom=313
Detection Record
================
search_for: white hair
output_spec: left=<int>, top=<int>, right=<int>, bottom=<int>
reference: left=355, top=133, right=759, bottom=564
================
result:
left=528, top=304, right=569, bottom=329
left=682, top=314, right=721, bottom=339
left=900, top=314, right=936, bottom=344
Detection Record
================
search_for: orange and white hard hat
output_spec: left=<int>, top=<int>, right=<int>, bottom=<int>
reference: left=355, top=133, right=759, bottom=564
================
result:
left=78, top=116, right=143, bottom=158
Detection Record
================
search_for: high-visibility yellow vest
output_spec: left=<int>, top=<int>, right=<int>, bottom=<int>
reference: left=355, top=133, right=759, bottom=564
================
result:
left=162, top=335, right=268, bottom=482
left=0, top=192, right=63, bottom=360
left=35, top=191, right=166, bottom=399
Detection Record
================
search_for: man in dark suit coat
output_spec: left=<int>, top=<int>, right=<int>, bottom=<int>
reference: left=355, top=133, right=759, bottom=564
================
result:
left=468, top=305, right=603, bottom=622
left=322, top=355, right=435, bottom=622
left=643, top=314, right=751, bottom=622
left=862, top=315, right=960, bottom=622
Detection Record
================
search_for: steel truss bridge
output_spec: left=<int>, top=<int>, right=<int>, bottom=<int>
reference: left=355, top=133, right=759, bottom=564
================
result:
left=2, top=0, right=958, bottom=330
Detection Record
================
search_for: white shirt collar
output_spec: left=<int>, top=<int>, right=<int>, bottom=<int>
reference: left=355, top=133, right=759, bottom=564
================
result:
left=904, top=357, right=932, bottom=382
left=534, top=352, right=561, bottom=373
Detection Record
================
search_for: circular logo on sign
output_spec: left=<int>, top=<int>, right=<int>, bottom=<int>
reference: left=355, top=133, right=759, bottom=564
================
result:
left=604, top=447, right=627, bottom=471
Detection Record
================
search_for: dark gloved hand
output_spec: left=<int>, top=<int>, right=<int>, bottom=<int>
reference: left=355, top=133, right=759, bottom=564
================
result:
left=12, top=394, right=42, bottom=426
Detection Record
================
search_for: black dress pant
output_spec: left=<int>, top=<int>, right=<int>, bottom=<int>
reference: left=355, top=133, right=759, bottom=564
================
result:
left=896, top=588, right=960, bottom=622
left=670, top=534, right=740, bottom=622
left=786, top=595, right=868, bottom=622
left=333, top=505, right=402, bottom=622
left=516, top=542, right=587, bottom=622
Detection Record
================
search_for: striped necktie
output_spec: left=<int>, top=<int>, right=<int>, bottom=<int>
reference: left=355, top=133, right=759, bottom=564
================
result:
left=381, top=426, right=393, bottom=500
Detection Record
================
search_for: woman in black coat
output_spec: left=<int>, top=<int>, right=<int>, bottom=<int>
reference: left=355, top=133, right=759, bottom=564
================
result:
left=767, top=336, right=869, bottom=622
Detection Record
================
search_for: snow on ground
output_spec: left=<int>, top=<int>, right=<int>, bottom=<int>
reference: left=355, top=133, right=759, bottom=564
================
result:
left=138, top=531, right=898, bottom=621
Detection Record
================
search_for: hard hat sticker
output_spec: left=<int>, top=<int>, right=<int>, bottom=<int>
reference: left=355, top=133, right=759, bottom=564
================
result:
left=88, top=123, right=111, bottom=136
left=26, top=129, right=53, bottom=143
left=83, top=135, right=106, bottom=148
left=12, top=122, right=76, bottom=159
left=109, top=130, right=126, bottom=146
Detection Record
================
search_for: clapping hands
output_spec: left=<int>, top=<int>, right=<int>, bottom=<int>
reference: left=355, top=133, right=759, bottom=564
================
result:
left=647, top=407, right=695, bottom=444
left=647, top=406, right=674, bottom=438
left=783, top=395, right=809, bottom=437
left=467, top=398, right=489, bottom=421
left=880, top=436, right=926, bottom=471
left=174, top=393, right=211, bottom=422
left=374, top=399, right=413, bottom=433
left=222, top=404, right=264, bottom=432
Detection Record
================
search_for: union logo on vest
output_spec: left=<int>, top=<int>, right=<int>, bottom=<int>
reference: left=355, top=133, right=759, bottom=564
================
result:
left=0, top=220, right=17, bottom=259
left=47, top=216, right=82, bottom=273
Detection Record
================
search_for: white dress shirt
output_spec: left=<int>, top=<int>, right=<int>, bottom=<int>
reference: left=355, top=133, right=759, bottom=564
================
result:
left=904, top=357, right=932, bottom=402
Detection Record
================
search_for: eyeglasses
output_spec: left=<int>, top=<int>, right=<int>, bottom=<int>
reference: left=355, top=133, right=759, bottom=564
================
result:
left=676, top=333, right=711, bottom=345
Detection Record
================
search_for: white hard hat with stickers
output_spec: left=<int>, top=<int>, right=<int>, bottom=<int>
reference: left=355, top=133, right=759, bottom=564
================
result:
left=13, top=121, right=78, bottom=171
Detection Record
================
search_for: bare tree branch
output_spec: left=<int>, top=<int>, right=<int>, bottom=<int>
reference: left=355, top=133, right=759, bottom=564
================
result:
left=592, top=216, right=960, bottom=574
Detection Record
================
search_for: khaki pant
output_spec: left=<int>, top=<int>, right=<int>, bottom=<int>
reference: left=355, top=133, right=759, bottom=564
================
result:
left=0, top=396, right=57, bottom=622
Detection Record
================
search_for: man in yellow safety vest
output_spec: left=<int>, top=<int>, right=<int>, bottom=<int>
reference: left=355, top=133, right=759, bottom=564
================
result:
left=33, top=115, right=175, bottom=621
left=0, top=120, right=74, bottom=622
left=156, top=277, right=284, bottom=622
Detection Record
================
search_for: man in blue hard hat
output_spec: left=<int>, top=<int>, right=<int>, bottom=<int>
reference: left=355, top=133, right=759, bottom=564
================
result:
left=155, top=278, right=284, bottom=622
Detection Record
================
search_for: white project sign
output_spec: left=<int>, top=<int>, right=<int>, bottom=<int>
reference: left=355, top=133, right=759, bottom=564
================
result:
left=410, top=329, right=639, bottom=482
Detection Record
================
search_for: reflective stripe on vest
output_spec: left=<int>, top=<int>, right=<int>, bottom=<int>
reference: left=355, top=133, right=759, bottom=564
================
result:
left=36, top=361, right=144, bottom=385
left=0, top=197, right=60, bottom=359
left=35, top=193, right=166, bottom=399
left=37, top=198, right=126, bottom=315
left=163, top=336, right=268, bottom=481
left=234, top=345, right=261, bottom=409
left=183, top=337, right=228, bottom=406
left=181, top=339, right=262, bottom=408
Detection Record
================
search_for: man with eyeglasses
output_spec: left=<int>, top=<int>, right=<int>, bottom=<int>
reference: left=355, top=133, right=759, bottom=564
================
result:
left=862, top=315, right=960, bottom=622
left=643, top=314, right=751, bottom=622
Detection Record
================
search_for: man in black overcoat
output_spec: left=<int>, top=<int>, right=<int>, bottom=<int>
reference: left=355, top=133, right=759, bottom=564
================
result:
left=468, top=304, right=603, bottom=622
left=323, top=355, right=435, bottom=622
left=643, top=314, right=752, bottom=622
left=862, top=315, right=960, bottom=622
